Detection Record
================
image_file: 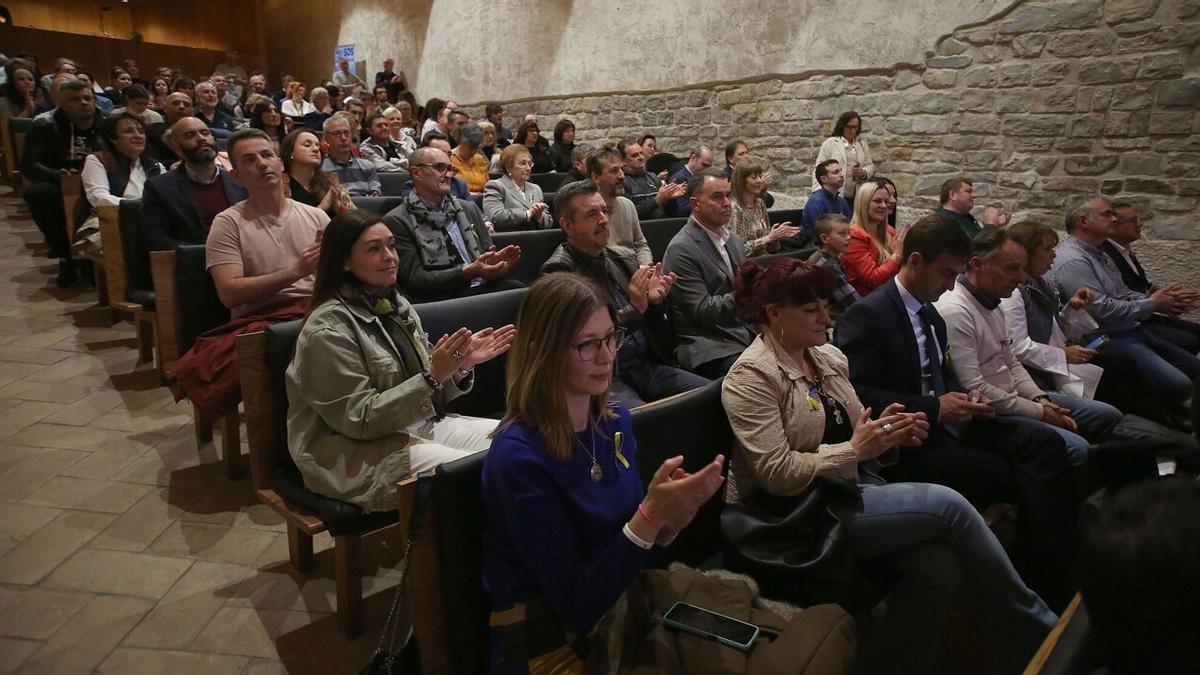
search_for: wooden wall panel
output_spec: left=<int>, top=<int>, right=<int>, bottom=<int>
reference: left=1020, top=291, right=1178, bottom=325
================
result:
left=1, top=26, right=264, bottom=84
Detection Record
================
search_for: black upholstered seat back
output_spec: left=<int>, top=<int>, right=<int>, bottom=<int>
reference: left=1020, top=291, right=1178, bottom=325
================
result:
left=489, top=229, right=565, bottom=284
left=428, top=451, right=490, bottom=675
left=768, top=208, right=804, bottom=225
left=175, top=244, right=230, bottom=352
left=642, top=217, right=688, bottom=262
left=528, top=171, right=570, bottom=193
left=377, top=172, right=410, bottom=196
left=118, top=199, right=153, bottom=294
left=647, top=152, right=685, bottom=177
left=631, top=378, right=732, bottom=567
left=413, top=288, right=525, bottom=418
left=264, top=320, right=302, bottom=470
left=351, top=196, right=405, bottom=215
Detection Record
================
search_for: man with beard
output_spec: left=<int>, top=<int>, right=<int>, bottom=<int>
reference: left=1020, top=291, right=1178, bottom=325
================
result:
left=588, top=147, right=651, bottom=265
left=141, top=116, right=247, bottom=252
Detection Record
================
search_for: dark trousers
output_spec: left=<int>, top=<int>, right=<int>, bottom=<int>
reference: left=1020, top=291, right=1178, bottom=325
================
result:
left=1145, top=314, right=1200, bottom=355
left=693, top=352, right=741, bottom=380
left=22, top=181, right=69, bottom=258
left=881, top=416, right=1079, bottom=611
left=611, top=348, right=710, bottom=408
left=461, top=277, right=526, bottom=298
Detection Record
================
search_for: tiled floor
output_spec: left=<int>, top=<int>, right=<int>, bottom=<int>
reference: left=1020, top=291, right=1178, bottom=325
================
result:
left=0, top=186, right=398, bottom=674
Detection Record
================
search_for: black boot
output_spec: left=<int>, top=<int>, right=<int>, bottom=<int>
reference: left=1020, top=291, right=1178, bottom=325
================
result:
left=55, top=259, right=77, bottom=288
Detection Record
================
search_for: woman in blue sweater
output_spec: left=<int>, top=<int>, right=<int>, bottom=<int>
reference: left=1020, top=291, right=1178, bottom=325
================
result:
left=482, top=273, right=726, bottom=674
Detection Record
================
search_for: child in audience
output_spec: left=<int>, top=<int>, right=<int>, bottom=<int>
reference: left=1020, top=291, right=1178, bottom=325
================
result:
left=806, top=213, right=861, bottom=321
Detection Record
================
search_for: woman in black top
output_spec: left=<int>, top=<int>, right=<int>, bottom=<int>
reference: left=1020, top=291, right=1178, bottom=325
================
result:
left=549, top=119, right=576, bottom=173
left=281, top=129, right=353, bottom=218
left=249, top=99, right=286, bottom=145
left=515, top=119, right=554, bottom=174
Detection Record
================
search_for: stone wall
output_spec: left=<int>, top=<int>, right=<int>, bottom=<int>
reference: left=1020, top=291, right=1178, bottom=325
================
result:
left=467, top=0, right=1200, bottom=283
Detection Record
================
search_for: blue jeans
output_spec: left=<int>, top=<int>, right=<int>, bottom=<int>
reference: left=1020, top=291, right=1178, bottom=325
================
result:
left=850, top=482, right=1056, bottom=675
left=1002, top=393, right=1123, bottom=466
left=1100, top=328, right=1200, bottom=404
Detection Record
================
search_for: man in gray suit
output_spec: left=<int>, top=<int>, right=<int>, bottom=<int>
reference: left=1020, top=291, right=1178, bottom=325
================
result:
left=662, top=168, right=757, bottom=378
left=384, top=147, right=523, bottom=302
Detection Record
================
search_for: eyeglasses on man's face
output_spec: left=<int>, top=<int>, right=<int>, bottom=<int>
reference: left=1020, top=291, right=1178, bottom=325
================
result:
left=573, top=330, right=625, bottom=361
left=413, top=162, right=457, bottom=174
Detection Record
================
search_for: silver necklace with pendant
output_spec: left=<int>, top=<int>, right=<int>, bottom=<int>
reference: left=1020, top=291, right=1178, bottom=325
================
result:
left=808, top=370, right=845, bottom=427
left=577, top=426, right=602, bottom=483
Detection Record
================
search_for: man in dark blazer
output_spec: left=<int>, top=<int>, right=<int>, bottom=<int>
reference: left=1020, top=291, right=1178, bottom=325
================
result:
left=1104, top=201, right=1200, bottom=353
left=141, top=117, right=248, bottom=252
left=836, top=213, right=1079, bottom=611
left=661, top=168, right=756, bottom=378
left=384, top=147, right=522, bottom=303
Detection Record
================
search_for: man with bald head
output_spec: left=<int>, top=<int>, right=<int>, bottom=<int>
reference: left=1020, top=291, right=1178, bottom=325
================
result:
left=141, top=116, right=247, bottom=252
left=146, top=91, right=195, bottom=163
left=384, top=146, right=523, bottom=302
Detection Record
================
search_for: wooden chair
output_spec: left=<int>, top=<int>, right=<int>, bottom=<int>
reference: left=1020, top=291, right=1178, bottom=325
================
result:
left=6, top=117, right=33, bottom=195
left=1, top=117, right=20, bottom=190
left=1022, top=593, right=1104, bottom=675
left=397, top=379, right=734, bottom=674
left=238, top=323, right=400, bottom=637
left=59, top=172, right=108, bottom=301
left=98, top=204, right=154, bottom=363
left=151, top=247, right=241, bottom=478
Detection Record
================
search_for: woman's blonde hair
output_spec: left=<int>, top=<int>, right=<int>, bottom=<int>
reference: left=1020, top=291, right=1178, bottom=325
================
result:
left=730, top=159, right=767, bottom=209
left=851, top=181, right=892, bottom=263
left=497, top=273, right=617, bottom=460
left=499, top=143, right=531, bottom=175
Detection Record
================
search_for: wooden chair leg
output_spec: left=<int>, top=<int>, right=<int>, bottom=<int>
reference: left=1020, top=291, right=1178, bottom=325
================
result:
left=135, top=314, right=155, bottom=365
left=218, top=408, right=241, bottom=479
left=335, top=534, right=363, bottom=637
left=287, top=523, right=315, bottom=572
left=193, top=406, right=213, bottom=445
left=94, top=265, right=109, bottom=307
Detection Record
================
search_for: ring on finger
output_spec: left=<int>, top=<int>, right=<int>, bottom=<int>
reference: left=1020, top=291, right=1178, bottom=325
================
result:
left=452, top=350, right=464, bottom=360
left=882, top=422, right=894, bottom=433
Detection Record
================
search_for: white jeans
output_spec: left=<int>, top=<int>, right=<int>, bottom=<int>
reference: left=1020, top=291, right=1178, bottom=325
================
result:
left=407, top=414, right=497, bottom=473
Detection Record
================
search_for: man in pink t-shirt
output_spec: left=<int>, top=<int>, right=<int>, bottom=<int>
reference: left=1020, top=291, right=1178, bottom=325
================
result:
left=174, top=128, right=329, bottom=423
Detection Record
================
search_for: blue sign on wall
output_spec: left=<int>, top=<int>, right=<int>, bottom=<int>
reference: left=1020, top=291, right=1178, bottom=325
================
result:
left=334, top=44, right=356, bottom=65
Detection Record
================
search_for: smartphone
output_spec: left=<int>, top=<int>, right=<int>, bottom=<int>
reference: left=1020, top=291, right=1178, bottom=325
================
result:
left=662, top=602, right=759, bottom=651
left=1084, top=335, right=1109, bottom=350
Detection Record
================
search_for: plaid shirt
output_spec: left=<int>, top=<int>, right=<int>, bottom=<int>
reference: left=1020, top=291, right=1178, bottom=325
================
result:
left=807, top=249, right=861, bottom=319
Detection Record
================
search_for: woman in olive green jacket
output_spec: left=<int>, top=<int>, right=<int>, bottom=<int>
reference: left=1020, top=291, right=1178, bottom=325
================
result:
left=286, top=211, right=514, bottom=513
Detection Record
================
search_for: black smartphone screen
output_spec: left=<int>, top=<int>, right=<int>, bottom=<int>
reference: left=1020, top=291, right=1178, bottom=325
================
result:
left=663, top=603, right=758, bottom=645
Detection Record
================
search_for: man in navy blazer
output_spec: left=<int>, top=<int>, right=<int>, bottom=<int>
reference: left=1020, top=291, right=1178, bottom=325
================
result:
left=141, top=117, right=248, bottom=252
left=836, top=213, right=1079, bottom=610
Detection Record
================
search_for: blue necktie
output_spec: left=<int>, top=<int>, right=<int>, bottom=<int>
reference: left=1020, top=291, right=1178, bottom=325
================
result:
left=918, top=305, right=947, bottom=397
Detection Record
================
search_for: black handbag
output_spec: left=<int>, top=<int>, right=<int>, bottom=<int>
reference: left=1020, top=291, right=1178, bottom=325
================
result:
left=720, top=476, right=873, bottom=611
left=360, top=476, right=432, bottom=675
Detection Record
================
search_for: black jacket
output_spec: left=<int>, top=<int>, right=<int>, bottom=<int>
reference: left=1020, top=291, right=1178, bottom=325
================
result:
left=834, top=279, right=964, bottom=425
left=1099, top=240, right=1151, bottom=294
left=540, top=243, right=678, bottom=365
left=140, top=164, right=248, bottom=252
left=20, top=109, right=107, bottom=183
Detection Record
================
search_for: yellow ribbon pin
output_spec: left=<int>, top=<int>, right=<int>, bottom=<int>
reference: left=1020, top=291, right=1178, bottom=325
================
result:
left=614, top=431, right=630, bottom=470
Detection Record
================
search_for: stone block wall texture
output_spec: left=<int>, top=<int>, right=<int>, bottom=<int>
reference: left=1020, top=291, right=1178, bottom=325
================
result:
left=465, top=0, right=1200, bottom=285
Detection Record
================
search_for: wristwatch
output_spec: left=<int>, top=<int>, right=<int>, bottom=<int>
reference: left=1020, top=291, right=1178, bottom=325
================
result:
left=1032, top=394, right=1051, bottom=404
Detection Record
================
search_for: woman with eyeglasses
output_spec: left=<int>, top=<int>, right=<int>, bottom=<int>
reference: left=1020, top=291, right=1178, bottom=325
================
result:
left=287, top=211, right=516, bottom=513
left=813, top=111, right=874, bottom=206
left=482, top=273, right=727, bottom=673
left=483, top=143, right=554, bottom=231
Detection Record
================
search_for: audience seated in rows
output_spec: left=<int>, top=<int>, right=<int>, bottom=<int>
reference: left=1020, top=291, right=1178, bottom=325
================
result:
left=281, top=129, right=353, bottom=219
left=247, top=99, right=285, bottom=146
left=449, top=122, right=489, bottom=195
left=667, top=143, right=714, bottom=217
left=141, top=117, right=247, bottom=252
left=358, top=111, right=414, bottom=173
left=20, top=80, right=105, bottom=284
left=729, top=159, right=801, bottom=257
left=721, top=140, right=775, bottom=209
left=1105, top=201, right=1200, bottom=353
left=1001, top=220, right=1108, bottom=400
left=662, top=169, right=756, bottom=379
left=801, top=159, right=853, bottom=232
left=934, top=226, right=1122, bottom=466
left=146, top=92, right=194, bottom=163
left=484, top=102, right=513, bottom=147
left=542, top=180, right=708, bottom=408
left=0, top=62, right=48, bottom=120
left=935, top=177, right=1011, bottom=238
left=72, top=113, right=165, bottom=259
left=813, top=111, right=874, bottom=203
left=483, top=144, right=554, bottom=231
left=193, top=81, right=238, bottom=139
left=287, top=211, right=513, bottom=512
left=806, top=214, right=860, bottom=323
left=620, top=137, right=684, bottom=220
left=110, top=84, right=164, bottom=126
left=835, top=215, right=1080, bottom=610
left=281, top=81, right=315, bottom=117
left=587, top=147, right=651, bottom=264
left=721, top=256, right=1056, bottom=674
left=172, top=128, right=326, bottom=423
left=321, top=116, right=380, bottom=197
left=567, top=142, right=593, bottom=181
left=1049, top=196, right=1200, bottom=419
left=383, top=146, right=523, bottom=303
left=842, top=180, right=902, bottom=297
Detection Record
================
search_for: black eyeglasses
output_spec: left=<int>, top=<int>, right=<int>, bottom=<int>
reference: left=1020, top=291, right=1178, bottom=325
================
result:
left=573, top=330, right=625, bottom=361
left=412, top=162, right=457, bottom=174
